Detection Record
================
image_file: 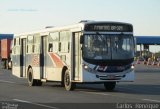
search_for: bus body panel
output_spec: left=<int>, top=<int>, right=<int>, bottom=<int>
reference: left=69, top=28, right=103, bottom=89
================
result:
left=81, top=66, right=134, bottom=82
left=32, top=67, right=41, bottom=79
left=26, top=54, right=41, bottom=79
left=12, top=66, right=21, bottom=77
left=46, top=68, right=62, bottom=81
left=12, top=54, right=21, bottom=77
left=46, top=52, right=64, bottom=81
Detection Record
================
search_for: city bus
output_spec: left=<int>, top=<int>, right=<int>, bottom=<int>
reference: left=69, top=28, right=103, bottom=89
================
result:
left=12, top=21, right=135, bottom=91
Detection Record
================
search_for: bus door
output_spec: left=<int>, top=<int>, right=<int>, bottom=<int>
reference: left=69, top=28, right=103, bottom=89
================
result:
left=20, top=38, right=26, bottom=77
left=72, top=32, right=81, bottom=80
left=41, top=36, right=47, bottom=79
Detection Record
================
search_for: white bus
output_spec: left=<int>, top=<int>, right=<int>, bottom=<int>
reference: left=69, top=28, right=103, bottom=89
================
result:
left=12, top=21, right=135, bottom=91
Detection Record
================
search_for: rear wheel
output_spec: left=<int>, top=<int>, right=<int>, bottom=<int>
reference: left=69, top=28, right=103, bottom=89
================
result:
left=104, top=82, right=116, bottom=91
left=64, top=70, right=76, bottom=91
left=27, top=68, right=37, bottom=86
left=61, top=72, right=65, bottom=87
left=6, top=60, right=9, bottom=69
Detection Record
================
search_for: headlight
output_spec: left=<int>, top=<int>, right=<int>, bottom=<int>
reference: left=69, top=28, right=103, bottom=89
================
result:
left=83, top=64, right=93, bottom=72
left=84, top=65, right=88, bottom=69
left=83, top=64, right=88, bottom=70
left=131, top=64, right=135, bottom=69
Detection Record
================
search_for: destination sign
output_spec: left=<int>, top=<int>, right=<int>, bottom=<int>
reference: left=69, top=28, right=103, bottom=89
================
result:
left=84, top=23, right=133, bottom=32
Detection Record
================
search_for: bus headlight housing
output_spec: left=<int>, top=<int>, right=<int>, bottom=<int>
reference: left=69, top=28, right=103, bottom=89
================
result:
left=84, top=65, right=88, bottom=69
left=131, top=64, right=135, bottom=69
left=83, top=64, right=89, bottom=70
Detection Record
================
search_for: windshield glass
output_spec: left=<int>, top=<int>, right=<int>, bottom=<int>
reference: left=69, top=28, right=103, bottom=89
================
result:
left=111, top=35, right=134, bottom=59
left=83, top=34, right=111, bottom=60
left=83, top=34, right=134, bottom=60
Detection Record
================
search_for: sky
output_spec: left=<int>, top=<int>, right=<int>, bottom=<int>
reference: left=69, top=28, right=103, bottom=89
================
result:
left=0, top=0, right=160, bottom=52
left=0, top=0, right=160, bottom=35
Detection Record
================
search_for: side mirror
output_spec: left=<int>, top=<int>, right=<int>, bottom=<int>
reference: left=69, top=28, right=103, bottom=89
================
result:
left=80, top=35, right=84, bottom=44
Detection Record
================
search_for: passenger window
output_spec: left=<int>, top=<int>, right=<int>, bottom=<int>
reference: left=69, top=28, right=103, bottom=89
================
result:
left=49, top=32, right=59, bottom=53
left=14, top=39, right=16, bottom=46
left=59, top=31, right=70, bottom=53
left=33, top=34, right=40, bottom=53
left=48, top=43, right=53, bottom=52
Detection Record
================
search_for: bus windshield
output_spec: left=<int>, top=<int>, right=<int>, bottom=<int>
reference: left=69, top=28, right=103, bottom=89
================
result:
left=83, top=34, right=134, bottom=61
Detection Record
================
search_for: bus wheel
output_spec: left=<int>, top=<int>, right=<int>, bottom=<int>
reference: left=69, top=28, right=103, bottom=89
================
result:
left=6, top=60, right=9, bottom=69
left=27, top=68, right=36, bottom=86
left=64, top=70, right=76, bottom=91
left=104, top=82, right=116, bottom=91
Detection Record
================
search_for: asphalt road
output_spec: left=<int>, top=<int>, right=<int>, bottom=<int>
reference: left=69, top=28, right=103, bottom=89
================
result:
left=0, top=64, right=160, bottom=109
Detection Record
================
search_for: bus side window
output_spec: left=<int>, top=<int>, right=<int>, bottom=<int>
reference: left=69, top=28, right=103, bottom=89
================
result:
left=59, top=42, right=61, bottom=52
left=27, top=45, right=28, bottom=53
left=48, top=43, right=53, bottom=52
left=59, top=31, right=70, bottom=53
left=14, top=39, right=16, bottom=46
left=68, top=42, right=70, bottom=52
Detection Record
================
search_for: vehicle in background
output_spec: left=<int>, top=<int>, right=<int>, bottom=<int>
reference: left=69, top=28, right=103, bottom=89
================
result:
left=0, top=34, right=13, bottom=69
left=157, top=57, right=160, bottom=62
left=136, top=56, right=145, bottom=64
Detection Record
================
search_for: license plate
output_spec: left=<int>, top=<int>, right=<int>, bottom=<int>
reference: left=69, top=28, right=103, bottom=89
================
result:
left=107, top=75, right=116, bottom=79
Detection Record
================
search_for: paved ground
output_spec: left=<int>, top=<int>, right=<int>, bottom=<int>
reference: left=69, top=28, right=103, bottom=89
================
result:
left=0, top=64, right=160, bottom=109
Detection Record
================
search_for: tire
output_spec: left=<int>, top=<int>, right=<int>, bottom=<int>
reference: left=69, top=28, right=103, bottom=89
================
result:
left=6, top=60, right=9, bottom=69
left=104, top=82, right=116, bottom=91
left=27, top=68, right=37, bottom=86
left=64, top=70, right=76, bottom=91
left=61, top=72, right=65, bottom=87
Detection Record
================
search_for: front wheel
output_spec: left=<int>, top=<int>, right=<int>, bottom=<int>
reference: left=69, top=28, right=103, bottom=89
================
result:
left=64, top=70, right=76, bottom=91
left=104, top=82, right=116, bottom=91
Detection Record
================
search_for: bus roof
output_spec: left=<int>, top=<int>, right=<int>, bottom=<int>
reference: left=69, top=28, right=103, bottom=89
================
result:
left=14, top=21, right=132, bottom=37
